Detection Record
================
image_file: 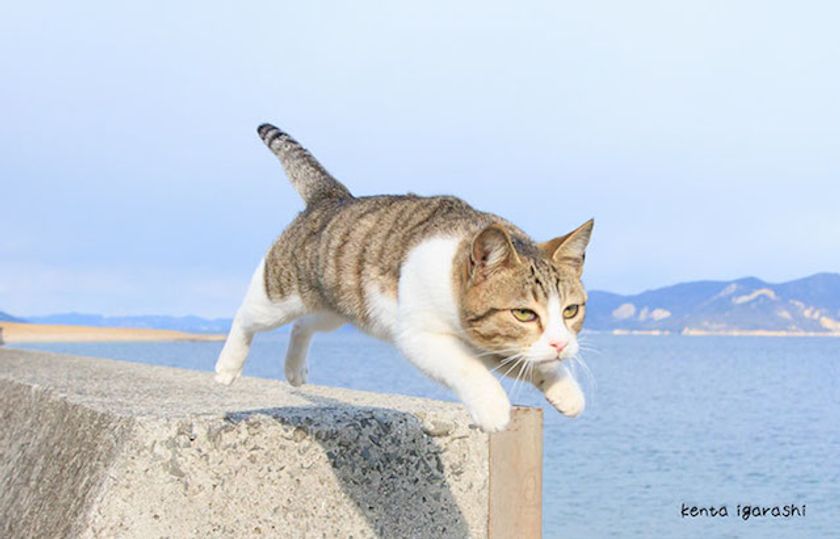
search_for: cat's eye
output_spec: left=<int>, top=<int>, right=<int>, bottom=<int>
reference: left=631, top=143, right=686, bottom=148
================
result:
left=511, top=308, right=538, bottom=322
left=563, top=304, right=580, bottom=319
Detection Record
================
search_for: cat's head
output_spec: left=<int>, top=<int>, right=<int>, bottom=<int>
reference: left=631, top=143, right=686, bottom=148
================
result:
left=458, top=219, right=593, bottom=365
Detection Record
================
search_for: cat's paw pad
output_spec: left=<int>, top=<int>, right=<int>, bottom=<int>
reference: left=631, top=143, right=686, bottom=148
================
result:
left=285, top=365, right=307, bottom=387
left=214, top=368, right=241, bottom=386
left=466, top=388, right=511, bottom=432
left=545, top=381, right=585, bottom=417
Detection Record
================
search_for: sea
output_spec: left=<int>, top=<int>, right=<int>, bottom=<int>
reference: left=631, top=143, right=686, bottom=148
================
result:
left=13, top=333, right=840, bottom=538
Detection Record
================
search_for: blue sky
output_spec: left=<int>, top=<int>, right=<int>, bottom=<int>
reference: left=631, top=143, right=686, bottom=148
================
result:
left=2, top=1, right=839, bottom=317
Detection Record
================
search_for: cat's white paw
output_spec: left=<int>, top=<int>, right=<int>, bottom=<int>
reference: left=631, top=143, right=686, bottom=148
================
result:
left=465, top=385, right=512, bottom=432
left=544, top=378, right=585, bottom=417
left=285, top=364, right=307, bottom=387
left=469, top=402, right=511, bottom=432
left=214, top=368, right=241, bottom=386
left=214, top=344, right=247, bottom=386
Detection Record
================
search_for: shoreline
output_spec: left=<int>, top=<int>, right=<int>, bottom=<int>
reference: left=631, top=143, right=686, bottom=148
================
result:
left=0, top=322, right=225, bottom=344
left=2, top=322, right=838, bottom=344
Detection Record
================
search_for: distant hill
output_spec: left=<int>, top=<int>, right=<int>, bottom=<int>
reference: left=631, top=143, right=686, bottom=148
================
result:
left=6, top=272, right=840, bottom=336
left=0, top=311, right=25, bottom=323
left=25, top=313, right=233, bottom=334
left=587, top=273, right=840, bottom=335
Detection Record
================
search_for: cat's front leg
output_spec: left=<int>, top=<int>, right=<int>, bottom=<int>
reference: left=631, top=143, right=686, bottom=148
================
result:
left=396, top=330, right=511, bottom=432
left=533, top=362, right=585, bottom=417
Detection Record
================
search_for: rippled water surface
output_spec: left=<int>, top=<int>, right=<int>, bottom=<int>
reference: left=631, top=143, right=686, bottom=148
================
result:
left=16, top=333, right=840, bottom=538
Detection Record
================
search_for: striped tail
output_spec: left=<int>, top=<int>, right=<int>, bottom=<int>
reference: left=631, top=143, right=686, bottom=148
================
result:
left=257, top=123, right=353, bottom=205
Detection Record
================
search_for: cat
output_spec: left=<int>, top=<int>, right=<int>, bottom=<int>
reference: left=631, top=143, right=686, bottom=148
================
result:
left=214, top=123, right=593, bottom=432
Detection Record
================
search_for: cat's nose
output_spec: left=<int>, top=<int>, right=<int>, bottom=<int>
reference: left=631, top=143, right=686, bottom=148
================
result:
left=549, top=340, right=567, bottom=353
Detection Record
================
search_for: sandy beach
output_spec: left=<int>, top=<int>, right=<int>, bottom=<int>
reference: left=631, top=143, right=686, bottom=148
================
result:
left=0, top=322, right=225, bottom=344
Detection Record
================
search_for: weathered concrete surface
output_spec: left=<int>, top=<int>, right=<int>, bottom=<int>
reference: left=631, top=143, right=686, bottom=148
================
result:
left=0, top=349, right=506, bottom=538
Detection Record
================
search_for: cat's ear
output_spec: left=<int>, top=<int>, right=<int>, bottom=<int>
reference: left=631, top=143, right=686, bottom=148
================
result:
left=539, top=219, right=594, bottom=275
left=469, top=224, right=521, bottom=280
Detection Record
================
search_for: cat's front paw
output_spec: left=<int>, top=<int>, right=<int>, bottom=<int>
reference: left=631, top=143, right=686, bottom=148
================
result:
left=544, top=377, right=585, bottom=417
left=465, top=385, right=511, bottom=432
left=285, top=364, right=307, bottom=387
left=214, top=349, right=245, bottom=386
left=214, top=368, right=241, bottom=386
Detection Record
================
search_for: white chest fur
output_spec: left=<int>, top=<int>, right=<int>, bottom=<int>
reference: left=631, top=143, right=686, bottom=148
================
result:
left=394, top=236, right=462, bottom=335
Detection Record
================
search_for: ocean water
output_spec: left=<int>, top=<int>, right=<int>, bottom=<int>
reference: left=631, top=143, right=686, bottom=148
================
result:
left=14, top=333, right=840, bottom=538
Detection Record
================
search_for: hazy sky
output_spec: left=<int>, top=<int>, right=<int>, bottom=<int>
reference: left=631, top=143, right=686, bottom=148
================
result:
left=2, top=1, right=839, bottom=317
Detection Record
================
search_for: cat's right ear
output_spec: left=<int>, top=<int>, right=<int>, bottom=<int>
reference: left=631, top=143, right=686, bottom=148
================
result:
left=468, top=224, right=521, bottom=281
left=539, top=218, right=594, bottom=275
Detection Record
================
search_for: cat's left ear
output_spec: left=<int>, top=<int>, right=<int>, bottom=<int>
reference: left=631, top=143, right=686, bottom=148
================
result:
left=539, top=219, right=594, bottom=275
left=468, top=224, right=521, bottom=281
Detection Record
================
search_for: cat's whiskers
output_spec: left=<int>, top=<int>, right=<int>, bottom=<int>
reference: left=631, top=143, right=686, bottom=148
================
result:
left=527, top=360, right=536, bottom=400
left=508, top=360, right=524, bottom=399
left=577, top=345, right=601, bottom=356
left=573, top=353, right=595, bottom=384
left=499, top=355, right=527, bottom=380
left=510, top=355, right=533, bottom=402
left=513, top=358, right=535, bottom=403
left=489, top=354, right=522, bottom=374
left=499, top=357, right=523, bottom=378
left=570, top=352, right=597, bottom=402
left=577, top=336, right=602, bottom=356
left=474, top=347, right=523, bottom=359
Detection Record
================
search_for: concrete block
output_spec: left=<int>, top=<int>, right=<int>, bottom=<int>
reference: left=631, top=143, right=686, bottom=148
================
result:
left=0, top=349, right=541, bottom=538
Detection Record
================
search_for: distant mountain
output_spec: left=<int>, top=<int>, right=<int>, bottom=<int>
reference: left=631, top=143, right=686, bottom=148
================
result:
left=587, top=273, right=840, bottom=335
left=6, top=272, right=840, bottom=336
left=25, top=313, right=233, bottom=334
left=0, top=311, right=25, bottom=322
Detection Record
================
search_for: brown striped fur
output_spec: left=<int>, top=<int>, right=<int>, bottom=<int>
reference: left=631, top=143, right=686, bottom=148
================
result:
left=258, top=123, right=592, bottom=350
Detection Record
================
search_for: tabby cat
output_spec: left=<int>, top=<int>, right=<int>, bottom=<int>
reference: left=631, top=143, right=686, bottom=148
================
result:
left=215, top=124, right=594, bottom=432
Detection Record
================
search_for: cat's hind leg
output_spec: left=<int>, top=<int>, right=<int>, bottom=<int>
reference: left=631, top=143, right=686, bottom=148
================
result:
left=215, top=259, right=306, bottom=385
left=284, top=312, right=345, bottom=386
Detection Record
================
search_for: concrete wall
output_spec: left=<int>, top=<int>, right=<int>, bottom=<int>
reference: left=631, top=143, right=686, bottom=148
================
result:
left=0, top=349, right=541, bottom=538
